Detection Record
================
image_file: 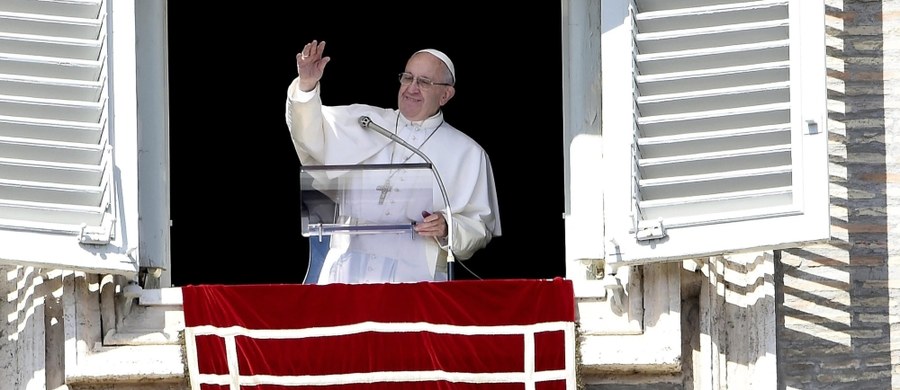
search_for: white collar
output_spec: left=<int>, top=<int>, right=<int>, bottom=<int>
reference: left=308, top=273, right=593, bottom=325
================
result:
left=397, top=111, right=444, bottom=129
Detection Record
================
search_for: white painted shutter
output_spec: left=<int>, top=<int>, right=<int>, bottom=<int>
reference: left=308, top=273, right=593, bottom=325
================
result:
left=602, top=0, right=828, bottom=265
left=0, top=0, right=139, bottom=275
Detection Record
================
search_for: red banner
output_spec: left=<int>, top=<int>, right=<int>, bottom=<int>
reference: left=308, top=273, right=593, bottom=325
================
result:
left=182, top=278, right=576, bottom=390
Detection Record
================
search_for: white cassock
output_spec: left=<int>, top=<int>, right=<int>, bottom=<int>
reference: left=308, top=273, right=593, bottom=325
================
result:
left=285, top=77, right=502, bottom=284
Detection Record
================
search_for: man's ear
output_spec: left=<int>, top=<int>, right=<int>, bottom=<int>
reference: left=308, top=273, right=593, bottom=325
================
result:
left=440, top=86, right=456, bottom=106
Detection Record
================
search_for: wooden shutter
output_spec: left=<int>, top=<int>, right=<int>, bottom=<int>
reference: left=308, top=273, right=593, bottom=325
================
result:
left=0, top=0, right=138, bottom=275
left=601, top=0, right=829, bottom=265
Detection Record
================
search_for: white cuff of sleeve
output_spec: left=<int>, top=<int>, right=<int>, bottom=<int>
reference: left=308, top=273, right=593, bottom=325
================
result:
left=289, top=78, right=317, bottom=102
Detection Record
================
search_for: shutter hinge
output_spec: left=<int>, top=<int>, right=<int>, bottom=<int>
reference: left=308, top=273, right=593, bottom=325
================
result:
left=78, top=219, right=114, bottom=245
left=79, top=200, right=116, bottom=244
left=635, top=218, right=666, bottom=241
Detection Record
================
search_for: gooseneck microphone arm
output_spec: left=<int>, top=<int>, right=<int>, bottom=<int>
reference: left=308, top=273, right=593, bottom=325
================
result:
left=358, top=115, right=456, bottom=281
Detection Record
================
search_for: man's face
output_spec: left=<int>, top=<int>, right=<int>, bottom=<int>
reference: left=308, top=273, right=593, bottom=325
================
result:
left=397, top=53, right=454, bottom=121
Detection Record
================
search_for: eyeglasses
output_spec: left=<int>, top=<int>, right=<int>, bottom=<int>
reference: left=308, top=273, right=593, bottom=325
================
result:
left=398, top=72, right=453, bottom=89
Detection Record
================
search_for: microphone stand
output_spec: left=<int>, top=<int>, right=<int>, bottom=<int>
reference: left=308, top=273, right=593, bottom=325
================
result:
left=358, top=116, right=456, bottom=281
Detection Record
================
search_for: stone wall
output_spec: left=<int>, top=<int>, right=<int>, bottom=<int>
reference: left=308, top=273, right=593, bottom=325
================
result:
left=778, top=0, right=899, bottom=388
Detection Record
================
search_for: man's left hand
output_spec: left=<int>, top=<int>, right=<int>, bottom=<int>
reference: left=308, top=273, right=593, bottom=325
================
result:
left=415, top=211, right=447, bottom=238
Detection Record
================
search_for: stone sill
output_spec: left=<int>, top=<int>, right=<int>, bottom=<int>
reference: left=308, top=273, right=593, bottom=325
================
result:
left=68, top=287, right=188, bottom=386
left=66, top=344, right=186, bottom=386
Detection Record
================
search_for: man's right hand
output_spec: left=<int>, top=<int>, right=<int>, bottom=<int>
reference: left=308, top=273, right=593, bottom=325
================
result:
left=297, top=40, right=330, bottom=92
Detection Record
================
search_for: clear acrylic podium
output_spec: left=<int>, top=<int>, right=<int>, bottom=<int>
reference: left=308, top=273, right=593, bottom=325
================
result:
left=300, top=163, right=439, bottom=284
left=300, top=163, right=435, bottom=240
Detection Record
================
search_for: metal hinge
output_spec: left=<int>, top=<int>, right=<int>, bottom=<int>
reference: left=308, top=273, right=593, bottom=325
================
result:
left=78, top=219, right=114, bottom=245
left=635, top=218, right=666, bottom=241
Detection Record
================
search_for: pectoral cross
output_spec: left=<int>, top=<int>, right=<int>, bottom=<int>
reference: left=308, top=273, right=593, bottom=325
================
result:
left=376, top=179, right=393, bottom=205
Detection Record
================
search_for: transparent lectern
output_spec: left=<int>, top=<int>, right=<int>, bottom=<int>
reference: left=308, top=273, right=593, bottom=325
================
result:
left=299, top=163, right=436, bottom=284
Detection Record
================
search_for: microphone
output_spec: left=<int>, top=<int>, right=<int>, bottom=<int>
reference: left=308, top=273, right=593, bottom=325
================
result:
left=359, top=116, right=406, bottom=146
left=358, top=115, right=457, bottom=281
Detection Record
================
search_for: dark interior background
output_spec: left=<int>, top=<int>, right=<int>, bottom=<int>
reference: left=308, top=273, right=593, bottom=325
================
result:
left=167, top=3, right=566, bottom=285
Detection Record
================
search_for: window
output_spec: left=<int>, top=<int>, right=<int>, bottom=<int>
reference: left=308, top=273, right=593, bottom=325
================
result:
left=562, top=0, right=828, bottom=368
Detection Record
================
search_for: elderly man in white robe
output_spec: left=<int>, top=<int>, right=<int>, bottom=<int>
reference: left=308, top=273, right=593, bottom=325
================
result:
left=285, top=40, right=502, bottom=284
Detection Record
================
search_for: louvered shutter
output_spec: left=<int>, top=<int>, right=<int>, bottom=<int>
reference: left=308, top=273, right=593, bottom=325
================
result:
left=601, top=0, right=828, bottom=265
left=0, top=0, right=138, bottom=275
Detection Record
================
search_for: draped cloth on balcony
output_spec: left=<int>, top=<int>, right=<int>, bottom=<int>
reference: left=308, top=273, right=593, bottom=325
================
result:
left=182, top=278, right=576, bottom=390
